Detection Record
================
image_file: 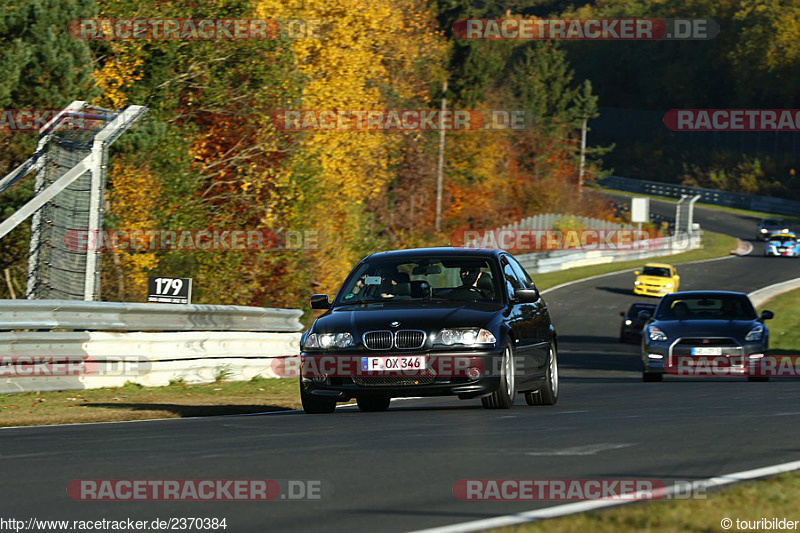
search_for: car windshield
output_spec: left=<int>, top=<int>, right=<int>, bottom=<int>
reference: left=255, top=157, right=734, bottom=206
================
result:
left=762, top=218, right=785, bottom=226
left=769, top=235, right=795, bottom=244
left=336, top=256, right=500, bottom=304
left=641, top=266, right=671, bottom=277
left=655, top=295, right=757, bottom=320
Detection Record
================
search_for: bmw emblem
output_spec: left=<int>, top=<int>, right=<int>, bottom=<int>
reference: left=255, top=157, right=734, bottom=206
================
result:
left=390, top=321, right=400, bottom=327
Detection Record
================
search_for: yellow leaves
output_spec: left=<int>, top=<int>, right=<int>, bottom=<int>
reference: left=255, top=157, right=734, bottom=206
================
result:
left=107, top=160, right=159, bottom=229
left=92, top=42, right=145, bottom=109
left=106, top=160, right=161, bottom=301
left=255, top=0, right=447, bottom=293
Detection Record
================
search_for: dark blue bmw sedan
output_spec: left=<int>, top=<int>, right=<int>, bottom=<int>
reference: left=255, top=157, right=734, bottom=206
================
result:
left=299, top=248, right=559, bottom=413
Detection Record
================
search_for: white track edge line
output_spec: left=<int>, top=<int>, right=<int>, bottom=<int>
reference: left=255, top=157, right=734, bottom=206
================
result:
left=407, top=459, right=800, bottom=533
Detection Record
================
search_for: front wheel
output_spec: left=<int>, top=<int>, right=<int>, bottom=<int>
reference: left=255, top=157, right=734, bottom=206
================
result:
left=747, top=376, right=770, bottom=382
left=642, top=372, right=663, bottom=382
left=482, top=345, right=515, bottom=409
left=300, top=381, right=337, bottom=414
left=525, top=342, right=559, bottom=406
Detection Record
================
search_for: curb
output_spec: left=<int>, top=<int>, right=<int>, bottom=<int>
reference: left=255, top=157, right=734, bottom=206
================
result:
left=749, top=277, right=800, bottom=309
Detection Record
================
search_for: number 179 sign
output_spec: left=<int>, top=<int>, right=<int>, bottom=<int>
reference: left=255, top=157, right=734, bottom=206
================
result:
left=147, top=276, right=192, bottom=304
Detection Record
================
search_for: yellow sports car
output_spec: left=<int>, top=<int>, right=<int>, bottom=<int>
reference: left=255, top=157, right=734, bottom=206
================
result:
left=633, top=263, right=680, bottom=297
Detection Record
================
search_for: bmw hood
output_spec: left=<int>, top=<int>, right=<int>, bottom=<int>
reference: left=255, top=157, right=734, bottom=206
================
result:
left=311, top=302, right=503, bottom=335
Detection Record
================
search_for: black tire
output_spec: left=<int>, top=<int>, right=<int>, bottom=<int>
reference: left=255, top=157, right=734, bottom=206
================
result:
left=747, top=376, right=770, bottom=382
left=300, top=381, right=337, bottom=414
left=482, top=345, right=515, bottom=409
left=356, top=396, right=391, bottom=412
left=642, top=372, right=663, bottom=382
left=525, top=342, right=559, bottom=406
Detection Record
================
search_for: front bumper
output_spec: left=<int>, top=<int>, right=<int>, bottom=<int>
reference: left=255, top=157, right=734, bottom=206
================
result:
left=642, top=338, right=767, bottom=376
left=633, top=285, right=673, bottom=297
left=299, top=348, right=504, bottom=400
left=765, top=249, right=797, bottom=257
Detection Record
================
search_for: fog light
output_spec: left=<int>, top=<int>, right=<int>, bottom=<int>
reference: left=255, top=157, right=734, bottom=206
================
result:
left=467, top=367, right=482, bottom=379
left=312, top=374, right=329, bottom=384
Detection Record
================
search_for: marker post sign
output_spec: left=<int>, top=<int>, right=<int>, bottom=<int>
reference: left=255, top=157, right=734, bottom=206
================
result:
left=147, top=276, right=192, bottom=304
left=631, top=197, right=650, bottom=232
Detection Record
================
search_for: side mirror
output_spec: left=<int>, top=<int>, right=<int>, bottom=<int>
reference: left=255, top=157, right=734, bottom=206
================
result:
left=620, top=311, right=626, bottom=317
left=310, top=294, right=331, bottom=309
left=634, top=270, right=641, bottom=276
left=637, top=310, right=652, bottom=320
left=514, top=288, right=540, bottom=303
left=760, top=310, right=774, bottom=321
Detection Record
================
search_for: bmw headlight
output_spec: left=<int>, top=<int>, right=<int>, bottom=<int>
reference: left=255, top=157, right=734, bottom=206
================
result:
left=304, top=332, right=354, bottom=349
left=625, top=319, right=632, bottom=325
left=648, top=326, right=667, bottom=342
left=745, top=324, right=764, bottom=342
left=438, top=328, right=496, bottom=346
left=634, top=281, right=642, bottom=286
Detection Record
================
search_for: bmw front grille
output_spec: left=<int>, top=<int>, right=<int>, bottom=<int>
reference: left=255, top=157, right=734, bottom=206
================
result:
left=363, top=330, right=426, bottom=350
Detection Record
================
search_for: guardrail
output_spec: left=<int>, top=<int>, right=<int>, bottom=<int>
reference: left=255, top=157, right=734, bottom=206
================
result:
left=0, top=300, right=303, bottom=394
left=0, top=300, right=302, bottom=331
left=517, top=233, right=703, bottom=274
left=596, top=175, right=800, bottom=217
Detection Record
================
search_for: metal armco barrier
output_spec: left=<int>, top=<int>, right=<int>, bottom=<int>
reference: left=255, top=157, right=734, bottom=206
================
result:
left=517, top=233, right=703, bottom=274
left=0, top=300, right=302, bottom=332
left=597, top=175, right=800, bottom=217
left=0, top=301, right=303, bottom=394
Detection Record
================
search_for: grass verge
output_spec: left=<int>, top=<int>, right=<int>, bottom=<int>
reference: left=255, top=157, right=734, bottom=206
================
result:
left=491, top=471, right=800, bottom=533
left=536, top=231, right=738, bottom=291
left=0, top=377, right=302, bottom=428
left=756, top=287, right=800, bottom=352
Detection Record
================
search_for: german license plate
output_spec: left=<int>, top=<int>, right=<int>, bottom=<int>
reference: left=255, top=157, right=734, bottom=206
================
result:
left=692, top=347, right=723, bottom=355
left=362, top=356, right=426, bottom=372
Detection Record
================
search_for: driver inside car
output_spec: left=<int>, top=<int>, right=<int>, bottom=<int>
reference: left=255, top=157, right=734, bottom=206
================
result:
left=448, top=265, right=491, bottom=301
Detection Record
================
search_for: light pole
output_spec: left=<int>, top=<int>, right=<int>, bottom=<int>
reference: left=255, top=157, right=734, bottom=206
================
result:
left=578, top=117, right=588, bottom=191
left=435, top=80, right=447, bottom=232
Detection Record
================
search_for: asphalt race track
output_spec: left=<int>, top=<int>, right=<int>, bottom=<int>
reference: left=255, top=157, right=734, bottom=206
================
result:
left=2, top=200, right=799, bottom=532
